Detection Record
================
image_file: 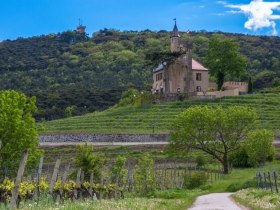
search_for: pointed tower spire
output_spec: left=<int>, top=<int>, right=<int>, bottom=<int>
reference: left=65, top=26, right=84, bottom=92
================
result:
left=172, top=18, right=179, bottom=37
left=171, top=18, right=180, bottom=53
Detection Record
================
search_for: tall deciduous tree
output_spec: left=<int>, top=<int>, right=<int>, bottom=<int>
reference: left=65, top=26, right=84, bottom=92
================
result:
left=206, top=35, right=247, bottom=90
left=0, top=90, right=40, bottom=175
left=169, top=106, right=259, bottom=174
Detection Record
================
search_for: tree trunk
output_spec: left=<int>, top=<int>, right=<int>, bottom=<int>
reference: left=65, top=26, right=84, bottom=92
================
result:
left=222, top=155, right=230, bottom=174
left=217, top=71, right=224, bottom=90
left=222, top=161, right=229, bottom=174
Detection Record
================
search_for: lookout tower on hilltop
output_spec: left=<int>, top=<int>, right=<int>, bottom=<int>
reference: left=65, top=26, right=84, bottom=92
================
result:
left=76, top=19, right=86, bottom=34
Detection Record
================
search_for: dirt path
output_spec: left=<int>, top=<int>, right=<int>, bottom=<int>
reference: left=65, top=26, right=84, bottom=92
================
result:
left=188, top=193, right=248, bottom=210
left=39, top=141, right=280, bottom=147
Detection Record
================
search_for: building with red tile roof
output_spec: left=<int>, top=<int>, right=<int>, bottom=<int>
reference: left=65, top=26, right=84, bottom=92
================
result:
left=152, top=21, right=209, bottom=94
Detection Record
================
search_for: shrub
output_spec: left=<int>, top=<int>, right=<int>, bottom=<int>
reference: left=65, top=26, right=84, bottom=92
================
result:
left=184, top=171, right=208, bottom=189
left=226, top=182, right=244, bottom=192
left=65, top=106, right=76, bottom=118
left=255, top=70, right=275, bottom=80
left=177, top=93, right=186, bottom=101
left=242, top=180, right=257, bottom=189
left=246, top=129, right=275, bottom=166
left=229, top=147, right=250, bottom=168
left=110, top=156, right=128, bottom=186
left=226, top=179, right=256, bottom=192
left=152, top=189, right=190, bottom=199
left=118, top=88, right=140, bottom=106
left=134, top=154, right=155, bottom=195
left=272, top=77, right=280, bottom=87
left=195, top=155, right=206, bottom=168
left=230, top=129, right=274, bottom=168
left=73, top=143, right=106, bottom=180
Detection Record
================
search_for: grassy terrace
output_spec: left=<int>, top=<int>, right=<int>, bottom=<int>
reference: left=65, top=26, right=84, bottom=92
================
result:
left=42, top=93, right=280, bottom=134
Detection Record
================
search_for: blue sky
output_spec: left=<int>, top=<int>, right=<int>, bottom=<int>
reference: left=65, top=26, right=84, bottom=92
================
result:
left=0, top=0, right=280, bottom=40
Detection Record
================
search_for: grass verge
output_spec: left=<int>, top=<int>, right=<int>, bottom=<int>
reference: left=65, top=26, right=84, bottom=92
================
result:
left=12, top=190, right=206, bottom=210
left=233, top=188, right=280, bottom=210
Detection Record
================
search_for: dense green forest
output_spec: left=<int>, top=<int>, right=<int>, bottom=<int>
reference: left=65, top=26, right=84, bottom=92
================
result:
left=0, top=29, right=279, bottom=120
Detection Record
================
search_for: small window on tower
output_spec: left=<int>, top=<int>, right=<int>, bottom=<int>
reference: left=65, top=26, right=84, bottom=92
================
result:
left=196, top=73, right=202, bottom=81
left=196, top=86, right=201, bottom=92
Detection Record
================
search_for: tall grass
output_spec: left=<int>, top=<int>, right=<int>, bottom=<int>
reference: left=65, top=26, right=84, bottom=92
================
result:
left=13, top=190, right=204, bottom=210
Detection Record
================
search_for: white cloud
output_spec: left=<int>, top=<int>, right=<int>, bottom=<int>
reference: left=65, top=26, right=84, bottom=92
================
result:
left=215, top=13, right=226, bottom=16
left=221, top=0, right=280, bottom=35
left=227, top=9, right=243, bottom=14
left=217, top=1, right=227, bottom=5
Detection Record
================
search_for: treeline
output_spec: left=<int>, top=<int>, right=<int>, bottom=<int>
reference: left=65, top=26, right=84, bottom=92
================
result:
left=0, top=29, right=279, bottom=120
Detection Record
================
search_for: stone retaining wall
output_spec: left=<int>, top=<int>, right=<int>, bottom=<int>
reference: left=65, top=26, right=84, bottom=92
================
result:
left=40, top=134, right=170, bottom=143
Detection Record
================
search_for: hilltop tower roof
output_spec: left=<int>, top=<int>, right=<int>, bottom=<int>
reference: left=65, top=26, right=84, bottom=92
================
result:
left=76, top=19, right=86, bottom=33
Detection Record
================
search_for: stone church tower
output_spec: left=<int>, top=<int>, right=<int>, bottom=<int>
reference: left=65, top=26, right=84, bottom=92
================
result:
left=171, top=20, right=180, bottom=53
left=152, top=21, right=209, bottom=94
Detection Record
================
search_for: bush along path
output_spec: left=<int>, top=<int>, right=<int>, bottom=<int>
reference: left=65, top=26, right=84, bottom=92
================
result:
left=188, top=193, right=248, bottom=210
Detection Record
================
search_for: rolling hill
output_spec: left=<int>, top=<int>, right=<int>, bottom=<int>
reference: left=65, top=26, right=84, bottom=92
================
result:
left=42, top=93, right=280, bottom=134
left=0, top=29, right=280, bottom=120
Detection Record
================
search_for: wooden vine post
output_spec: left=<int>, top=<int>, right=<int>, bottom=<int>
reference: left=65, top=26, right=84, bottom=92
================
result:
left=89, top=171, right=93, bottom=197
left=259, top=172, right=263, bottom=189
left=35, top=155, right=44, bottom=200
left=49, top=158, right=61, bottom=193
left=114, top=174, right=119, bottom=199
left=161, top=166, right=164, bottom=190
left=264, top=172, right=267, bottom=190
left=79, top=171, right=84, bottom=198
left=10, top=150, right=28, bottom=209
left=274, top=172, right=278, bottom=193
left=105, top=176, right=109, bottom=199
left=100, top=177, right=104, bottom=200
left=58, top=163, right=70, bottom=201
left=37, top=155, right=44, bottom=181
left=268, top=172, right=273, bottom=192
left=74, top=168, right=81, bottom=199
left=62, top=163, right=70, bottom=183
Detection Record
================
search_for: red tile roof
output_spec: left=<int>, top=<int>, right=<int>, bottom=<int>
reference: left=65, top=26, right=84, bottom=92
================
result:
left=192, top=59, right=208, bottom=71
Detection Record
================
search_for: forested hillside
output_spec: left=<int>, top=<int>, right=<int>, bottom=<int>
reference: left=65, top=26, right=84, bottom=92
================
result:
left=0, top=29, right=279, bottom=120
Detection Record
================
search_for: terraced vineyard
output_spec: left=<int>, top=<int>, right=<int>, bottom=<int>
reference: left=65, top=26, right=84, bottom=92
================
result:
left=42, top=93, right=280, bottom=134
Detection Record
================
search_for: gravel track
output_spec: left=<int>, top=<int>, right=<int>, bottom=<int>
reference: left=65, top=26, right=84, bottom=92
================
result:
left=39, top=141, right=280, bottom=147
left=39, top=141, right=168, bottom=147
left=188, top=193, right=248, bottom=210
